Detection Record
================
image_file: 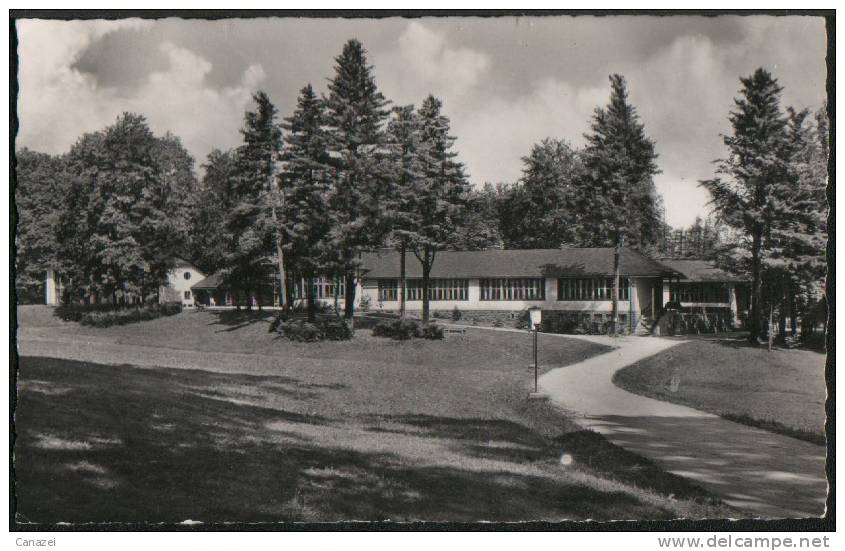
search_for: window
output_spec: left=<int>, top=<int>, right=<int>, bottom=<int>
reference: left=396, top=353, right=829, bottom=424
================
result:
left=184, top=290, right=191, bottom=299
left=558, top=278, right=630, bottom=301
left=293, top=277, right=346, bottom=299
left=669, top=283, right=729, bottom=303
left=184, top=271, right=191, bottom=280
left=378, top=279, right=398, bottom=301
left=479, top=278, right=545, bottom=301
left=406, top=279, right=469, bottom=301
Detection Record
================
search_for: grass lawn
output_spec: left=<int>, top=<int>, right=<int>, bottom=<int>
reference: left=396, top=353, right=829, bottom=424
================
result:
left=15, top=306, right=731, bottom=523
left=612, top=337, right=827, bottom=444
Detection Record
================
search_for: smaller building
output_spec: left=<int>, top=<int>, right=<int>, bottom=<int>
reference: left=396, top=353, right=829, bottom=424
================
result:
left=158, top=257, right=206, bottom=308
left=657, top=258, right=748, bottom=327
left=43, top=257, right=206, bottom=308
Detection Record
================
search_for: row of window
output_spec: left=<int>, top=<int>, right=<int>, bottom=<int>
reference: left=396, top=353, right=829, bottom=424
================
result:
left=558, top=277, right=630, bottom=301
left=669, top=283, right=730, bottom=304
left=480, top=278, right=545, bottom=301
left=376, top=277, right=634, bottom=302
left=379, top=279, right=470, bottom=302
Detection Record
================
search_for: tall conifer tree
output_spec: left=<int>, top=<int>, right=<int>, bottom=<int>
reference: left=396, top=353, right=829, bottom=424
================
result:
left=580, top=74, right=661, bottom=250
left=280, top=84, right=333, bottom=321
left=224, top=92, right=284, bottom=309
left=581, top=74, right=660, bottom=333
left=385, top=104, right=424, bottom=318
left=701, top=68, right=793, bottom=342
left=323, top=39, right=391, bottom=320
left=413, top=95, right=470, bottom=324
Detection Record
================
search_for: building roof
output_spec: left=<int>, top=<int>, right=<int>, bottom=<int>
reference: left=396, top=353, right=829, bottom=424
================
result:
left=191, top=271, right=226, bottom=290
left=360, top=248, right=682, bottom=279
left=656, top=259, right=746, bottom=283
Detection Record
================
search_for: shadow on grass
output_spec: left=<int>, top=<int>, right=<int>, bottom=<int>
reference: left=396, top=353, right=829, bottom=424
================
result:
left=364, top=414, right=549, bottom=449
left=720, top=413, right=826, bottom=446
left=363, top=414, right=722, bottom=505
left=207, top=309, right=275, bottom=332
left=15, top=356, right=710, bottom=523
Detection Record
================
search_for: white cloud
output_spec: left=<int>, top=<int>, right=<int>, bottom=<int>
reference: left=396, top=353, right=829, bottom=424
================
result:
left=454, top=78, right=606, bottom=185
left=16, top=20, right=266, bottom=164
left=375, top=21, right=491, bottom=108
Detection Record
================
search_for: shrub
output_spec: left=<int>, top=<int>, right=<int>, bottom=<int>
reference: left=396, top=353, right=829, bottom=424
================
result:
left=371, top=318, right=443, bottom=340
left=433, top=310, right=447, bottom=319
left=540, top=313, right=578, bottom=334
left=55, top=304, right=84, bottom=322
left=359, top=294, right=372, bottom=312
left=276, top=316, right=353, bottom=342
left=422, top=324, right=444, bottom=340
left=268, top=313, right=285, bottom=333
left=70, top=302, right=182, bottom=327
left=394, top=319, right=423, bottom=340
left=451, top=306, right=462, bottom=322
left=289, top=302, right=335, bottom=315
left=280, top=320, right=324, bottom=342
left=514, top=310, right=530, bottom=330
left=323, top=318, right=353, bottom=341
left=372, top=321, right=393, bottom=337
left=159, top=302, right=183, bottom=316
left=492, top=319, right=504, bottom=328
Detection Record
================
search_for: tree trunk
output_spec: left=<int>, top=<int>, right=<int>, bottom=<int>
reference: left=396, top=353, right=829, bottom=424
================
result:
left=777, top=277, right=788, bottom=344
left=399, top=242, right=407, bottom=319
left=272, top=204, right=287, bottom=310
left=421, top=251, right=431, bottom=325
left=306, top=274, right=316, bottom=323
left=790, top=289, right=798, bottom=337
left=611, top=237, right=621, bottom=336
left=749, top=229, right=763, bottom=343
left=285, top=274, right=294, bottom=311
left=344, top=270, right=356, bottom=320
left=333, top=274, right=340, bottom=315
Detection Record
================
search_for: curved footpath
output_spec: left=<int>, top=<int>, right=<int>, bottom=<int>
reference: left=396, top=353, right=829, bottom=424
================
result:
left=539, top=334, right=827, bottom=519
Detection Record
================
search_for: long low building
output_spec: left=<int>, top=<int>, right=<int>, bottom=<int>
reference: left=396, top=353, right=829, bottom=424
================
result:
left=186, top=247, right=748, bottom=331
left=357, top=248, right=747, bottom=330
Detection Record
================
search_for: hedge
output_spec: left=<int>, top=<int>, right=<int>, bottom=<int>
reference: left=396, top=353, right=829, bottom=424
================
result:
left=371, top=319, right=443, bottom=340
left=55, top=302, right=183, bottom=327
left=277, top=317, right=354, bottom=342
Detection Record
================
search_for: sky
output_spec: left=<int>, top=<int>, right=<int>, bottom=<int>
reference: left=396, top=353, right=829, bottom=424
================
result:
left=15, top=15, right=827, bottom=228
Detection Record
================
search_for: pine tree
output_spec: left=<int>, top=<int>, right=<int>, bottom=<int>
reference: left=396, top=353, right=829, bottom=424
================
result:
left=764, top=107, right=827, bottom=341
left=580, top=74, right=661, bottom=249
left=701, top=68, right=793, bottom=343
left=413, top=95, right=470, bottom=324
left=190, top=149, right=238, bottom=275
left=323, top=39, right=391, bottom=320
left=385, top=104, right=424, bottom=317
left=280, top=84, right=334, bottom=321
left=580, top=74, right=661, bottom=333
left=224, top=92, right=284, bottom=309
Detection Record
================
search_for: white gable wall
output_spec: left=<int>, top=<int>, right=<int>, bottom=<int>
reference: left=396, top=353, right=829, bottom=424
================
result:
left=158, top=262, right=206, bottom=307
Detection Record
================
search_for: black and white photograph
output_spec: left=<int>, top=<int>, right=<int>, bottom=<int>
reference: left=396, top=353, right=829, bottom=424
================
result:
left=9, top=10, right=833, bottom=531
